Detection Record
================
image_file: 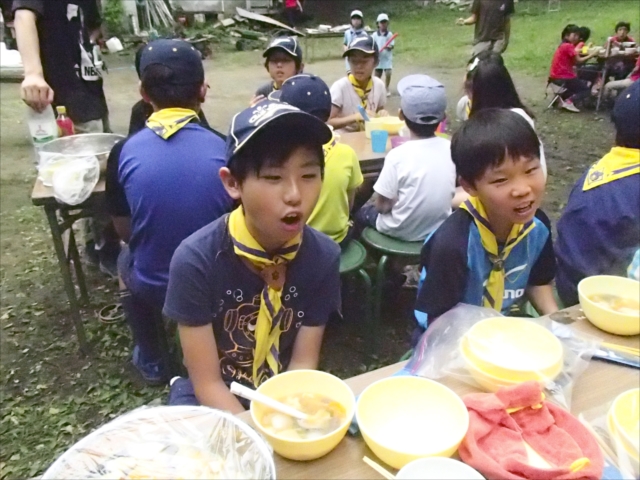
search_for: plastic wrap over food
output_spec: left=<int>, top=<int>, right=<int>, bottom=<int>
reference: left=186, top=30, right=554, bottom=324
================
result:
left=405, top=304, right=599, bottom=410
left=50, top=155, right=100, bottom=205
left=42, top=406, right=276, bottom=479
left=579, top=388, right=640, bottom=480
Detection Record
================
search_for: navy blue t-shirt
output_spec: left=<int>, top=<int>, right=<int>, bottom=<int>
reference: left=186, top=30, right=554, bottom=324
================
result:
left=555, top=169, right=640, bottom=307
left=105, top=123, right=234, bottom=305
left=163, top=215, right=341, bottom=387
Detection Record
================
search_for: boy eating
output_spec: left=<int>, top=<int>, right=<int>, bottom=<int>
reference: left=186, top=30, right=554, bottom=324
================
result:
left=355, top=75, right=456, bottom=242
left=254, top=36, right=304, bottom=100
left=164, top=100, right=341, bottom=412
left=330, top=34, right=388, bottom=133
left=414, top=109, right=558, bottom=331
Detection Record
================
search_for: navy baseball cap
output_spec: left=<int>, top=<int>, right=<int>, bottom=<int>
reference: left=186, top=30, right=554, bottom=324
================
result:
left=612, top=80, right=640, bottom=143
left=343, top=34, right=379, bottom=57
left=263, top=36, right=303, bottom=62
left=139, top=39, right=204, bottom=85
left=226, top=100, right=332, bottom=162
left=269, top=74, right=332, bottom=121
left=398, top=74, right=447, bottom=125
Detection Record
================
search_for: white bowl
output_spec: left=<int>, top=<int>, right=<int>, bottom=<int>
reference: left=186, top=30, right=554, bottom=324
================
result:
left=396, top=457, right=485, bottom=480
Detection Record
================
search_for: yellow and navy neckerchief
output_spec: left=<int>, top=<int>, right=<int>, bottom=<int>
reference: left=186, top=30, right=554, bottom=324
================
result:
left=323, top=133, right=338, bottom=159
left=348, top=73, right=373, bottom=110
left=146, top=108, right=199, bottom=140
left=583, top=147, right=639, bottom=191
left=460, top=197, right=536, bottom=312
left=227, top=207, right=301, bottom=387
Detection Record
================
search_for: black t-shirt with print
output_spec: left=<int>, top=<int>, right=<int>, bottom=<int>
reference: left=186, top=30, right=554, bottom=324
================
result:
left=13, top=0, right=107, bottom=123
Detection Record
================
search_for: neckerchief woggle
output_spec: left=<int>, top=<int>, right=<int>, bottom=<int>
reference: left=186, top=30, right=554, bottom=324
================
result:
left=227, top=207, right=301, bottom=386
left=460, top=197, right=535, bottom=312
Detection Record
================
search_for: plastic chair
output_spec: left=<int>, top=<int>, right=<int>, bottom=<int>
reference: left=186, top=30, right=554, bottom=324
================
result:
left=339, top=240, right=375, bottom=356
left=360, top=227, right=423, bottom=333
left=546, top=80, right=567, bottom=109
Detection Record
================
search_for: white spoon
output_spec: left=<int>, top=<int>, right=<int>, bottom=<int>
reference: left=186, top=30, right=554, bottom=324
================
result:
left=230, top=382, right=309, bottom=421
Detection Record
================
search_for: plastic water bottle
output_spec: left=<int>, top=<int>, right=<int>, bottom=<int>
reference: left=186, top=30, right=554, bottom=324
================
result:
left=27, top=105, right=58, bottom=162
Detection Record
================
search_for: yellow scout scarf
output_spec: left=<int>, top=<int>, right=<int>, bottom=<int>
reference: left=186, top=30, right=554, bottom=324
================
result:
left=461, top=197, right=536, bottom=312
left=227, top=207, right=301, bottom=386
left=583, top=147, right=640, bottom=191
left=323, top=133, right=338, bottom=159
left=348, top=73, right=373, bottom=109
left=146, top=108, right=198, bottom=140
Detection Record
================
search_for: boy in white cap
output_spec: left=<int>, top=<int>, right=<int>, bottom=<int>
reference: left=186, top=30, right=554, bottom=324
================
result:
left=355, top=75, right=456, bottom=242
left=372, top=13, right=395, bottom=96
left=343, top=9, right=365, bottom=71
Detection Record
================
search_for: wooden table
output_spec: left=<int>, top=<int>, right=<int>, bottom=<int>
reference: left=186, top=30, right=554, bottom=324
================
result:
left=238, top=306, right=639, bottom=479
left=339, top=131, right=391, bottom=179
left=31, top=178, right=106, bottom=354
left=592, top=45, right=639, bottom=111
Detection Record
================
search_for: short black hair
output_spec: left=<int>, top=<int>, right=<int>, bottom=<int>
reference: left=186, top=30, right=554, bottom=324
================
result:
left=263, top=51, right=302, bottom=71
left=561, top=24, right=580, bottom=40
left=141, top=64, right=203, bottom=109
left=228, top=127, right=324, bottom=183
left=615, top=21, right=631, bottom=31
left=578, top=26, right=591, bottom=42
left=451, top=109, right=540, bottom=185
left=403, top=116, right=439, bottom=138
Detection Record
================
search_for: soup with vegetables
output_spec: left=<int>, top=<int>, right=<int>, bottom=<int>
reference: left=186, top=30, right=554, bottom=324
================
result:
left=260, top=393, right=345, bottom=440
left=588, top=294, right=640, bottom=315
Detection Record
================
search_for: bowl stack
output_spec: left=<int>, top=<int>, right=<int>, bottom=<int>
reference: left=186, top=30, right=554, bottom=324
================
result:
left=607, top=388, right=640, bottom=477
left=460, top=317, right=564, bottom=392
left=578, top=276, right=640, bottom=336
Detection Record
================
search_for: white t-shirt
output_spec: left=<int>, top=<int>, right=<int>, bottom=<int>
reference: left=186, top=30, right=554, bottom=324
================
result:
left=330, top=76, right=387, bottom=134
left=511, top=108, right=548, bottom=179
left=374, top=136, right=456, bottom=242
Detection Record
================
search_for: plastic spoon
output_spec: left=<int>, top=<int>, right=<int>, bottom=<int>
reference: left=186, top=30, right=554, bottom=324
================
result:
left=357, top=105, right=371, bottom=122
left=230, top=382, right=309, bottom=421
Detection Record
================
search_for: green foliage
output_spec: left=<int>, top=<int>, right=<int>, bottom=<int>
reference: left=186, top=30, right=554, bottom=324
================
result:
left=103, top=0, right=126, bottom=37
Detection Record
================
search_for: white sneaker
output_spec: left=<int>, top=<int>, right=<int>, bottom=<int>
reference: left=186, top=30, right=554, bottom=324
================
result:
left=561, top=99, right=580, bottom=112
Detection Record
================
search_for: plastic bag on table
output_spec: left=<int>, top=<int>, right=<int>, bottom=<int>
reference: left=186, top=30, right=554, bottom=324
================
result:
left=50, top=155, right=99, bottom=205
left=404, top=303, right=600, bottom=410
left=578, top=389, right=640, bottom=480
left=42, top=406, right=276, bottom=479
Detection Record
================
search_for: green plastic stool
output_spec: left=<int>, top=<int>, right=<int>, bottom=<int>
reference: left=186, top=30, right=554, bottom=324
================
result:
left=339, top=240, right=374, bottom=356
left=360, top=228, right=423, bottom=332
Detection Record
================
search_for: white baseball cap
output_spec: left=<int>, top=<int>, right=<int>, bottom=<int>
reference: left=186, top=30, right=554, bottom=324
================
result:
left=350, top=10, right=363, bottom=19
left=377, top=13, right=389, bottom=23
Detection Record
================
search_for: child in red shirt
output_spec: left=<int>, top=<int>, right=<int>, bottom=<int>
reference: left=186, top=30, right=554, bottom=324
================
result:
left=609, top=21, right=635, bottom=46
left=549, top=24, right=598, bottom=112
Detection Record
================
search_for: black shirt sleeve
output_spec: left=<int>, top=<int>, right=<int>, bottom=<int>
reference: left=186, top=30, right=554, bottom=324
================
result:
left=105, top=138, right=131, bottom=217
left=415, top=210, right=471, bottom=322
left=128, top=100, right=153, bottom=136
left=12, top=0, right=43, bottom=16
left=528, top=209, right=556, bottom=286
left=505, top=0, right=515, bottom=15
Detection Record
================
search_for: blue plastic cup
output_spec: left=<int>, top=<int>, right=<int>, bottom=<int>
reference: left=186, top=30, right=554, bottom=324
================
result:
left=371, top=129, right=389, bottom=153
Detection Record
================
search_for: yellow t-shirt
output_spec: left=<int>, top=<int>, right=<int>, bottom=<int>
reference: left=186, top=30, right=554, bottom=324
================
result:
left=308, top=142, right=364, bottom=243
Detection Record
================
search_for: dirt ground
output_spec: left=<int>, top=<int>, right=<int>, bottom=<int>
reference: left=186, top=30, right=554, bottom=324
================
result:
left=0, top=43, right=619, bottom=477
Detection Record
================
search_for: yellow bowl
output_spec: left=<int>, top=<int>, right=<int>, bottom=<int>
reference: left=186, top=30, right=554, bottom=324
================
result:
left=607, top=411, right=640, bottom=477
left=461, top=342, right=531, bottom=392
left=365, top=117, right=386, bottom=139
left=464, top=317, right=564, bottom=382
left=356, top=377, right=469, bottom=470
left=381, top=116, right=405, bottom=135
left=609, top=388, right=640, bottom=455
left=250, top=370, right=355, bottom=461
left=578, top=276, right=640, bottom=335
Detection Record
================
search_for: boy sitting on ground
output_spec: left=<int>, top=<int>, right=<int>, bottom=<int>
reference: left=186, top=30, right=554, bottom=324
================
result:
left=329, top=34, right=388, bottom=134
left=355, top=75, right=456, bottom=242
left=105, top=40, right=233, bottom=384
left=253, top=36, right=304, bottom=101
left=555, top=81, right=640, bottom=307
left=273, top=74, right=363, bottom=248
left=164, top=100, right=341, bottom=412
left=414, top=109, right=558, bottom=332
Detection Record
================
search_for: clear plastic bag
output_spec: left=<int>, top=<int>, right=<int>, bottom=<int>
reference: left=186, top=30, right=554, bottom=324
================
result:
left=579, top=389, right=640, bottom=480
left=49, top=155, right=100, bottom=205
left=42, top=406, right=276, bottom=479
left=405, top=304, right=600, bottom=410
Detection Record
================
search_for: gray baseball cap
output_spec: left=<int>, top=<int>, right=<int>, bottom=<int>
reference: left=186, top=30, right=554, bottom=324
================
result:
left=397, top=74, right=447, bottom=125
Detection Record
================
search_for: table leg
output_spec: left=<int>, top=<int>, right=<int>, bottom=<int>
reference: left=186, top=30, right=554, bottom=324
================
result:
left=596, top=65, right=609, bottom=112
left=67, top=226, right=89, bottom=304
left=374, top=255, right=388, bottom=346
left=44, top=205, right=90, bottom=355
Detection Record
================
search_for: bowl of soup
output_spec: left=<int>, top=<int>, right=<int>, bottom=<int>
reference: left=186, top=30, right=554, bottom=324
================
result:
left=250, top=370, right=355, bottom=461
left=578, top=276, right=640, bottom=335
left=609, top=388, right=640, bottom=457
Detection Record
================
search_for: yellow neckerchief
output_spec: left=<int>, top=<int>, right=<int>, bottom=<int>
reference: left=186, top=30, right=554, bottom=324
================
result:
left=460, top=197, right=536, bottom=312
left=146, top=108, right=198, bottom=140
left=323, top=132, right=338, bottom=159
left=348, top=73, right=373, bottom=109
left=273, top=81, right=280, bottom=91
left=227, top=207, right=302, bottom=387
left=582, top=147, right=640, bottom=191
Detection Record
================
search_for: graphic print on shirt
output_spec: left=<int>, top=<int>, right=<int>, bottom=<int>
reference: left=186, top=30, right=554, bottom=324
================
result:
left=219, top=288, right=303, bottom=385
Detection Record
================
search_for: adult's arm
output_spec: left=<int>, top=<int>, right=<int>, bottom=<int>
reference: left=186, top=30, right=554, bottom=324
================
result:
left=13, top=6, right=53, bottom=111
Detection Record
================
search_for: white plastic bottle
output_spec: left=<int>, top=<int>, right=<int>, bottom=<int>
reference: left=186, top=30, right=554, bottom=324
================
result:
left=27, top=105, right=58, bottom=150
